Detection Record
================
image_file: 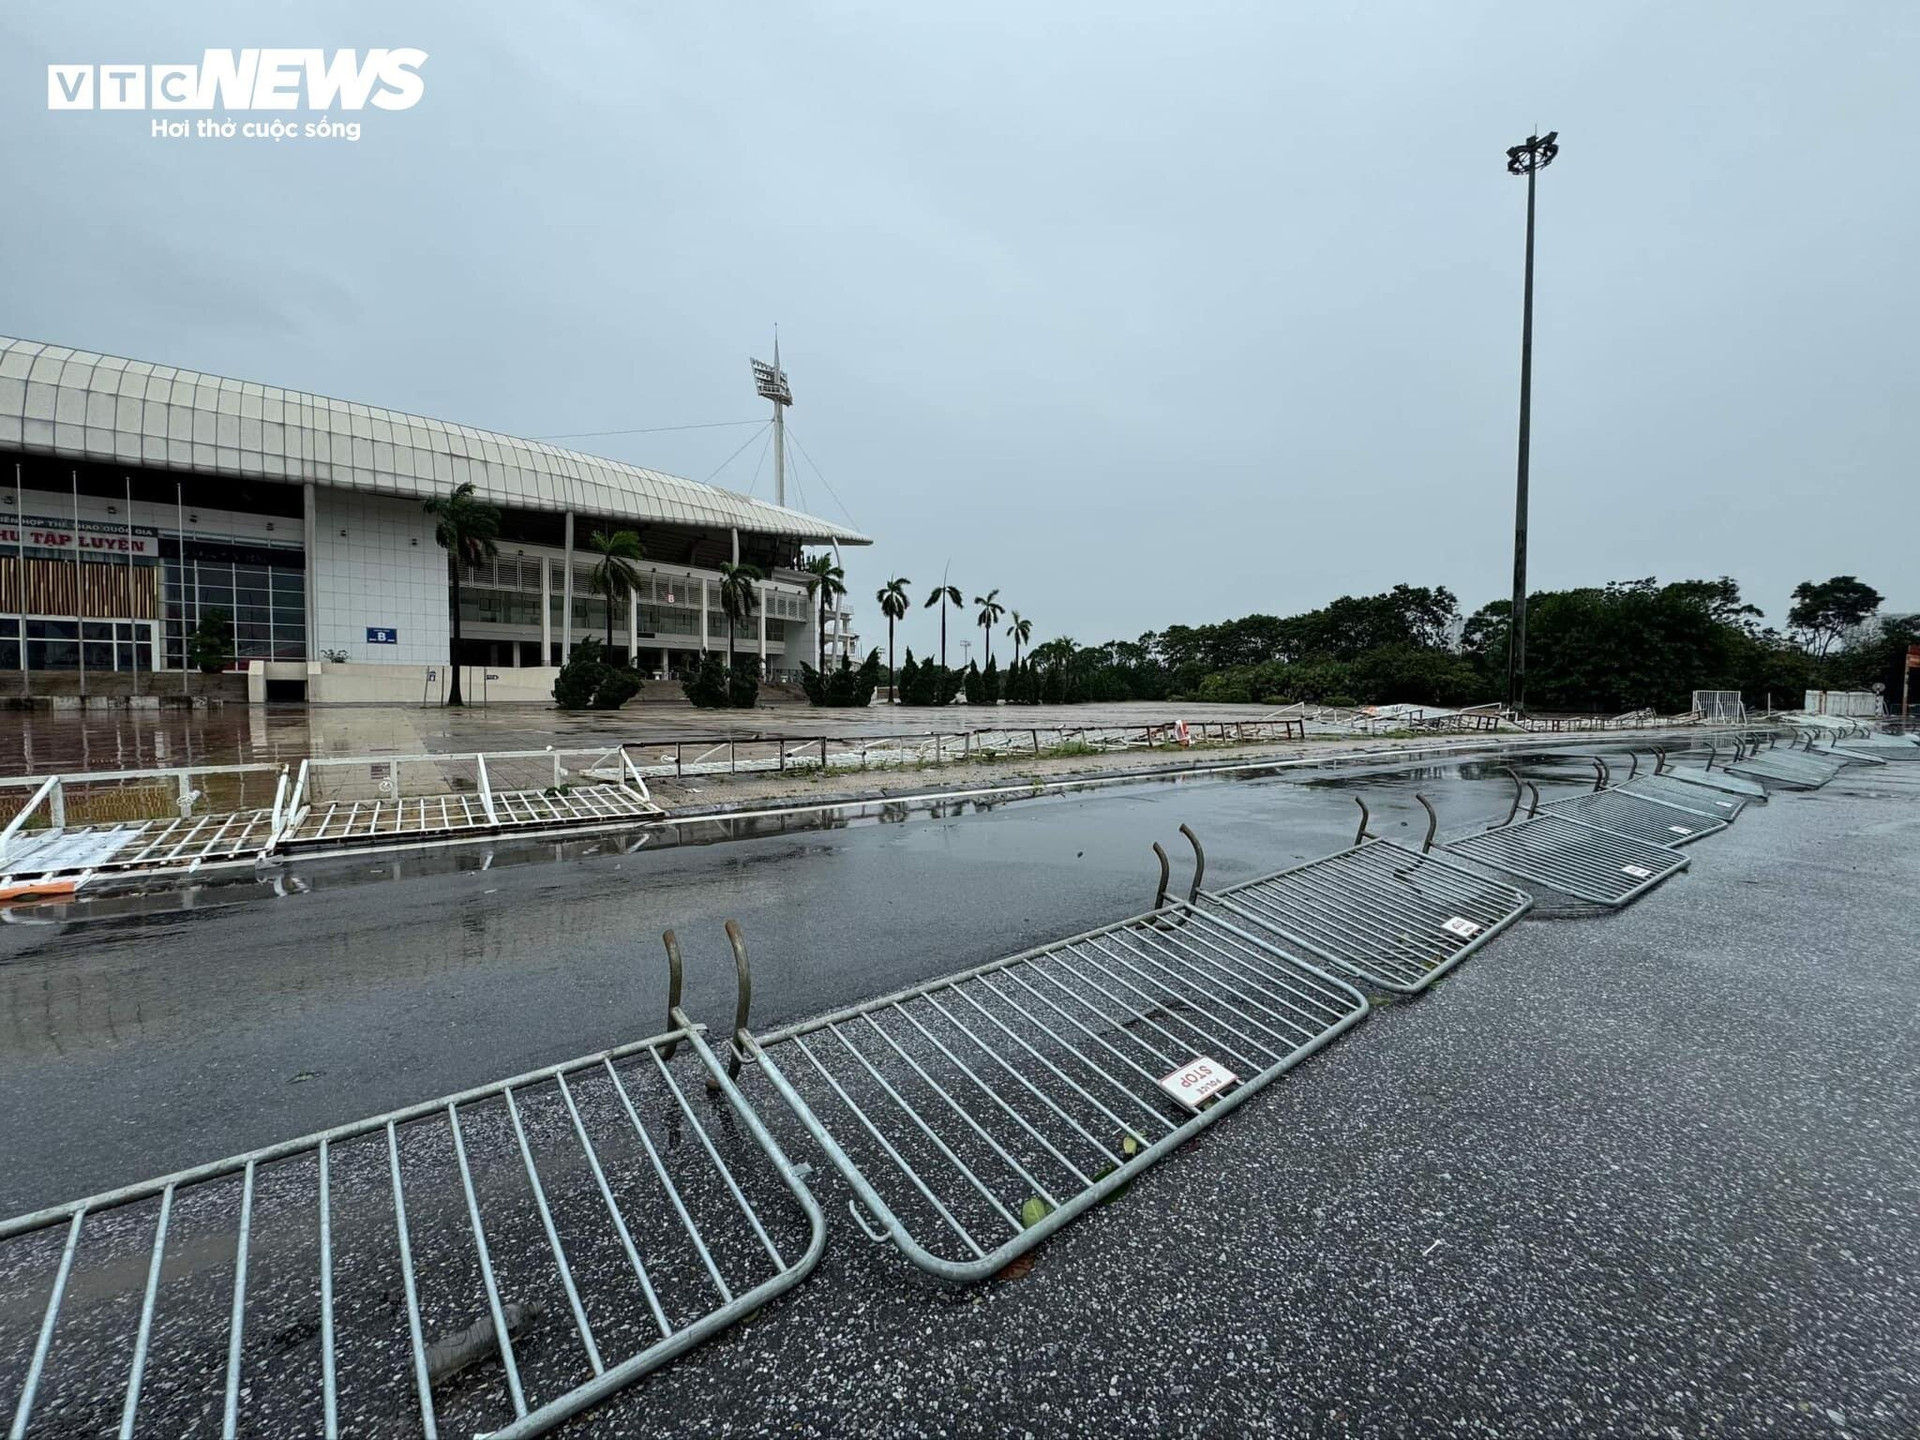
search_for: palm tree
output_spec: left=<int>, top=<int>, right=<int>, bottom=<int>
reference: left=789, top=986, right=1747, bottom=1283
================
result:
left=877, top=576, right=911, bottom=703
left=586, top=528, right=645, bottom=653
left=801, top=553, right=846, bottom=671
left=422, top=480, right=501, bottom=706
left=923, top=583, right=963, bottom=668
left=1006, top=611, right=1032, bottom=669
left=717, top=560, right=762, bottom=675
left=973, top=589, right=1005, bottom=668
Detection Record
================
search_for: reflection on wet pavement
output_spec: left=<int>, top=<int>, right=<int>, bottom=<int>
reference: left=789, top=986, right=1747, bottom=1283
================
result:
left=0, top=700, right=1324, bottom=776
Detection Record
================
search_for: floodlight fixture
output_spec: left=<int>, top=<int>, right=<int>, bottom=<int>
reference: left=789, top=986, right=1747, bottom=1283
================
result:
left=1504, top=131, right=1559, bottom=176
left=750, top=357, right=793, bottom=406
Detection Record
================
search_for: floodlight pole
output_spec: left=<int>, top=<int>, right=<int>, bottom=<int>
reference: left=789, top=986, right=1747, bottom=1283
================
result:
left=772, top=333, right=786, bottom=510
left=1504, top=130, right=1558, bottom=719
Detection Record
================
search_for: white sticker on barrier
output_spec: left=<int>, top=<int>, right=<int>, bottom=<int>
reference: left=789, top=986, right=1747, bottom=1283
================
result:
left=1620, top=864, right=1654, bottom=879
left=1441, top=916, right=1483, bottom=940
left=1667, top=825, right=1693, bottom=835
left=1714, top=800, right=1733, bottom=807
left=1159, top=1057, right=1238, bottom=1110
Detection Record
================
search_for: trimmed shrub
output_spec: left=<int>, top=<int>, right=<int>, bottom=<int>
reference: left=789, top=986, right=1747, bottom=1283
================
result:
left=681, top=651, right=758, bottom=709
left=800, top=648, right=882, bottom=707
left=554, top=637, right=646, bottom=710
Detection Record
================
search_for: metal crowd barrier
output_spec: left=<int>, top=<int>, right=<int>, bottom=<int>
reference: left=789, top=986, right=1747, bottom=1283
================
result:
left=1443, top=812, right=1689, bottom=907
left=738, top=906, right=1368, bottom=1283
left=1835, top=732, right=1920, bottom=760
left=1726, top=735, right=1853, bottom=789
left=1655, top=745, right=1769, bottom=801
left=1535, top=788, right=1728, bottom=847
left=0, top=955, right=822, bottom=1440
left=1163, top=811, right=1533, bottom=996
left=1619, top=773, right=1749, bottom=821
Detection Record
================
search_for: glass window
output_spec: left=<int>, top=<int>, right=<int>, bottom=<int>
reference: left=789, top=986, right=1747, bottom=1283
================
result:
left=28, top=639, right=77, bottom=671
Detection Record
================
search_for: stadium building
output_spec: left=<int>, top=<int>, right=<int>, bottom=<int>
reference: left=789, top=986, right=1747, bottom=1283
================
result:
left=0, top=336, right=868, bottom=701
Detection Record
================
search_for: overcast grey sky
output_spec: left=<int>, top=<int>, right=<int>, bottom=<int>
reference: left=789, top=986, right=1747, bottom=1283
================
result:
left=3, top=3, right=1912, bottom=659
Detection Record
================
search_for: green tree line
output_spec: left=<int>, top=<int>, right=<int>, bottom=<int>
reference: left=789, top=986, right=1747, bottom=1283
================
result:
left=887, top=574, right=1908, bottom=713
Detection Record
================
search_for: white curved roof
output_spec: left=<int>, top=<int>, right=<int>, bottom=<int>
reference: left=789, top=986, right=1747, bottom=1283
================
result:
left=0, top=336, right=870, bottom=546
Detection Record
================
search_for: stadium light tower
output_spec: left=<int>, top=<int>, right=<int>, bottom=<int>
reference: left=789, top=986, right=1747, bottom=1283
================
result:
left=1504, top=129, right=1559, bottom=718
left=749, top=335, right=794, bottom=509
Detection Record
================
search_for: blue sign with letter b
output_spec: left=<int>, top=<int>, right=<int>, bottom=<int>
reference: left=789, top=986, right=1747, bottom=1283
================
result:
left=366, top=627, right=398, bottom=644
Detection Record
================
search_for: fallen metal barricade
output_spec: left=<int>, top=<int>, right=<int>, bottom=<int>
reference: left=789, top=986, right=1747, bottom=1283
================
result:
left=0, top=947, right=822, bottom=1439
left=1795, top=729, right=1884, bottom=767
left=1647, top=747, right=1768, bottom=803
left=737, top=907, right=1368, bottom=1283
left=1535, top=788, right=1728, bottom=848
left=0, top=749, right=667, bottom=891
left=1725, top=736, right=1846, bottom=789
left=273, top=748, right=663, bottom=854
left=1163, top=809, right=1532, bottom=995
left=1483, top=763, right=1725, bottom=847
left=1443, top=811, right=1690, bottom=907
left=1833, top=731, right=1920, bottom=760
left=1619, top=773, right=1749, bottom=821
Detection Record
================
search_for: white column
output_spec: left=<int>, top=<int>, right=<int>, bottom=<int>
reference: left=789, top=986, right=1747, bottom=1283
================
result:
left=699, top=577, right=709, bottom=652
left=15, top=463, right=27, bottom=681
left=561, top=510, right=574, bottom=657
left=628, top=582, right=638, bottom=667
left=302, top=481, right=318, bottom=674
left=539, top=556, right=551, bottom=665
left=758, top=581, right=768, bottom=668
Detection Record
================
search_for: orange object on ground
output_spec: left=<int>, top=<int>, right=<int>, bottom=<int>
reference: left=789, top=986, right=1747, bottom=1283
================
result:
left=0, top=878, right=79, bottom=904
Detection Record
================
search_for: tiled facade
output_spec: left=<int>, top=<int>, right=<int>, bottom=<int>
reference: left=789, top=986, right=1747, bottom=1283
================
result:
left=311, top=489, right=446, bottom=667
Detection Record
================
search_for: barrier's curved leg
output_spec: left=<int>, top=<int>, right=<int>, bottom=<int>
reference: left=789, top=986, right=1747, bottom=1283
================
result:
left=1525, top=782, right=1541, bottom=819
left=1655, top=746, right=1670, bottom=775
left=1414, top=793, right=1438, bottom=854
left=1180, top=824, right=1205, bottom=903
left=1495, top=768, right=1524, bottom=829
left=1591, top=757, right=1608, bottom=793
left=1352, top=797, right=1373, bottom=847
left=708, top=920, right=753, bottom=1091
left=1151, top=841, right=1171, bottom=909
left=1625, top=752, right=1639, bottom=781
left=661, top=929, right=686, bottom=1060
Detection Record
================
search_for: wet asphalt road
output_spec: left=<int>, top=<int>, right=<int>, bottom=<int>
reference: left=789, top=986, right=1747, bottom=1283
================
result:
left=626, top=759, right=1920, bottom=1440
left=0, top=748, right=1588, bottom=1214
left=1, top=747, right=1916, bottom=1436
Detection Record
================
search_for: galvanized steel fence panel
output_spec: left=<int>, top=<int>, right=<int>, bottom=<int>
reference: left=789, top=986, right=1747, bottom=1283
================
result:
left=1193, top=838, right=1534, bottom=994
left=744, top=903, right=1368, bottom=1282
left=1835, top=734, right=1920, bottom=759
left=1659, top=762, right=1767, bottom=800
left=1619, top=775, right=1749, bottom=821
left=1535, top=789, right=1729, bottom=847
left=1727, top=751, right=1841, bottom=789
left=0, top=1023, right=822, bottom=1439
left=1444, top=813, right=1690, bottom=906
